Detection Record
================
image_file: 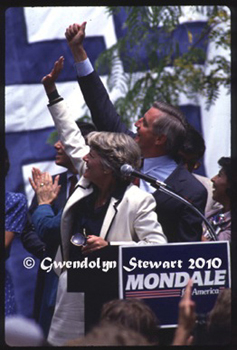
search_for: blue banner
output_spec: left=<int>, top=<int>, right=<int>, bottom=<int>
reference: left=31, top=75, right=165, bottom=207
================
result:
left=119, top=241, right=231, bottom=327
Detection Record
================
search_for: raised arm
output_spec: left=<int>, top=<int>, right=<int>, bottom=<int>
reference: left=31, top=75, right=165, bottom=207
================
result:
left=65, top=22, right=134, bottom=137
left=41, top=58, right=89, bottom=176
left=172, top=279, right=196, bottom=346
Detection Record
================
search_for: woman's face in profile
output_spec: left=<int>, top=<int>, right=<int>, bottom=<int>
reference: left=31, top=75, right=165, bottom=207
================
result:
left=211, top=167, right=229, bottom=203
left=83, top=149, right=107, bottom=186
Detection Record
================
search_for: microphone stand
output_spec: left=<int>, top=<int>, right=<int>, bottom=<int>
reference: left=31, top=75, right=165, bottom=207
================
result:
left=151, top=181, right=217, bottom=241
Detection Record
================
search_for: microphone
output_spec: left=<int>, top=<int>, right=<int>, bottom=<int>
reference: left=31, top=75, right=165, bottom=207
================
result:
left=120, top=164, right=169, bottom=189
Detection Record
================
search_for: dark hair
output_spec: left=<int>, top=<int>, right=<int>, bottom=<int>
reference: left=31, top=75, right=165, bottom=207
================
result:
left=5, top=147, right=10, bottom=177
left=180, top=124, right=205, bottom=159
left=218, top=157, right=237, bottom=202
left=65, top=321, right=151, bottom=346
left=178, top=124, right=206, bottom=171
left=75, top=121, right=96, bottom=137
left=100, top=298, right=159, bottom=344
left=218, top=157, right=231, bottom=183
left=152, top=101, right=187, bottom=156
left=206, top=289, right=231, bottom=345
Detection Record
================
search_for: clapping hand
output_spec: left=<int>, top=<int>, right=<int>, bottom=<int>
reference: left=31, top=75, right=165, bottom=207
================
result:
left=29, top=167, right=61, bottom=205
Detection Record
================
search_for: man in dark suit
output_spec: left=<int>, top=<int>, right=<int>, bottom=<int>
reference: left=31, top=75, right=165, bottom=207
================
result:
left=21, top=121, right=95, bottom=337
left=64, top=22, right=207, bottom=243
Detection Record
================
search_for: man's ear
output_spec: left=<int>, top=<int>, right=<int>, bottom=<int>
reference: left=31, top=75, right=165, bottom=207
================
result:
left=155, top=134, right=167, bottom=146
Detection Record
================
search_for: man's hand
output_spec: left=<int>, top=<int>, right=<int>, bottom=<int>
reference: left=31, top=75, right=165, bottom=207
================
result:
left=41, top=56, right=64, bottom=94
left=65, top=22, right=86, bottom=46
left=29, top=168, right=61, bottom=205
left=65, top=22, right=87, bottom=62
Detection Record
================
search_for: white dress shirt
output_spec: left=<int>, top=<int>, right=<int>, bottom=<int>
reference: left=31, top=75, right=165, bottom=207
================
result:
left=140, top=156, right=177, bottom=193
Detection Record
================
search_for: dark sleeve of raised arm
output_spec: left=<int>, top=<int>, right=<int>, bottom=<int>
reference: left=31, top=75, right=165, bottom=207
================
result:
left=78, top=71, right=135, bottom=137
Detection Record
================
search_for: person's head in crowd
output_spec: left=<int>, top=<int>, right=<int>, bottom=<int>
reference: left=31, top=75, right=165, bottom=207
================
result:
left=84, top=132, right=141, bottom=184
left=53, top=120, right=96, bottom=172
left=5, top=147, right=10, bottom=177
left=211, top=157, right=232, bottom=212
left=206, top=288, right=231, bottom=345
left=65, top=320, right=151, bottom=346
left=5, top=315, right=47, bottom=347
left=100, top=298, right=159, bottom=344
left=178, top=123, right=206, bottom=172
left=134, top=101, right=187, bottom=159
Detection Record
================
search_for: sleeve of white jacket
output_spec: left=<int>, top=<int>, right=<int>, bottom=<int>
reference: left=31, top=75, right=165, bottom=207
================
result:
left=110, top=187, right=167, bottom=246
left=133, top=192, right=167, bottom=244
left=48, top=100, right=90, bottom=176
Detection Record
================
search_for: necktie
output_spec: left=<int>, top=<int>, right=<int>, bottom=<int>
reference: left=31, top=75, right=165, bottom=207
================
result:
left=132, top=177, right=140, bottom=187
left=69, top=175, right=78, bottom=197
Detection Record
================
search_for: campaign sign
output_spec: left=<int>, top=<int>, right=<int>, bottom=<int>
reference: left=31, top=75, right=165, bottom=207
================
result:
left=119, top=241, right=231, bottom=327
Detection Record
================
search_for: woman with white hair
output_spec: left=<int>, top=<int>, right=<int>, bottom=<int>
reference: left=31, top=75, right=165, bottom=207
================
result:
left=29, top=57, right=166, bottom=346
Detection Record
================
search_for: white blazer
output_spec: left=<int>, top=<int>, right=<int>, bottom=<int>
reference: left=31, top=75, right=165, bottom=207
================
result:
left=48, top=100, right=167, bottom=261
left=47, top=99, right=167, bottom=346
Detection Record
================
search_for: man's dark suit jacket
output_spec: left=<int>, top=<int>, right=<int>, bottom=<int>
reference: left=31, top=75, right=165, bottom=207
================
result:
left=78, top=70, right=207, bottom=242
left=21, top=171, right=68, bottom=336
